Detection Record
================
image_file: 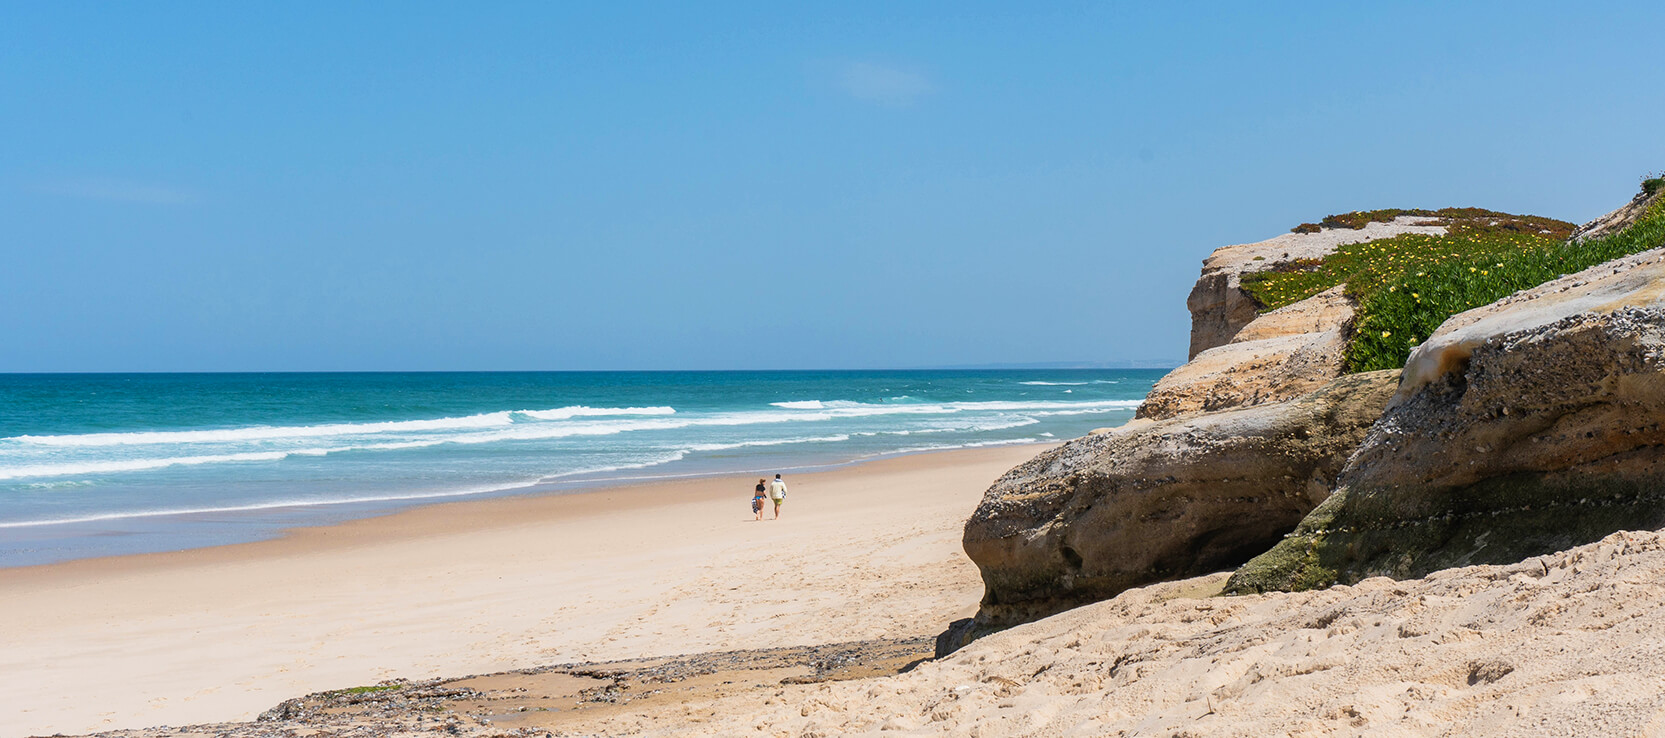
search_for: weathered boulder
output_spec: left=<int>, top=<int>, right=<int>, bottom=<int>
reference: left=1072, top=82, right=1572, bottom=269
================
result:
left=955, top=369, right=1400, bottom=645
left=1139, top=286, right=1351, bottom=420
left=1228, top=248, right=1665, bottom=594
left=1184, top=217, right=1445, bottom=358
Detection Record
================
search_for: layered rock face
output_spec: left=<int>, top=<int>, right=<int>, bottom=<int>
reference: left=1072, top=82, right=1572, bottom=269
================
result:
left=1150, top=217, right=1444, bottom=421
left=1139, top=286, right=1351, bottom=420
left=1184, top=217, right=1445, bottom=359
left=958, top=369, right=1399, bottom=640
left=1229, top=249, right=1665, bottom=594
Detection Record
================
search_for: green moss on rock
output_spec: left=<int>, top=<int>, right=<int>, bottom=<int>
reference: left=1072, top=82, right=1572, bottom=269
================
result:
left=1227, top=471, right=1665, bottom=593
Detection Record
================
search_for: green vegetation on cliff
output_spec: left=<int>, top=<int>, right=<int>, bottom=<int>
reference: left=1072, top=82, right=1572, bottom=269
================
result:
left=1241, top=210, right=1571, bottom=313
left=1644, top=173, right=1664, bottom=196
left=1241, top=186, right=1665, bottom=373
left=1348, top=197, right=1665, bottom=371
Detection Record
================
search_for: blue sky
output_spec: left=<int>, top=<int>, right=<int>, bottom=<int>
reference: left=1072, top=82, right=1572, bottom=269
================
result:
left=3, top=2, right=1661, bottom=371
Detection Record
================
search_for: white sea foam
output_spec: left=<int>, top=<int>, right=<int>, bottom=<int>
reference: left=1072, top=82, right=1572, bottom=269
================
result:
left=517, top=406, right=676, bottom=421
left=876, top=437, right=1045, bottom=456
left=7, top=400, right=1134, bottom=453
left=0, top=399, right=1137, bottom=480
left=684, top=435, right=851, bottom=453
left=935, top=400, right=1139, bottom=413
left=3, top=406, right=681, bottom=448
left=537, top=451, right=691, bottom=481
left=1019, top=381, right=1089, bottom=386
left=768, top=400, right=866, bottom=410
left=761, top=399, right=1138, bottom=421
left=0, top=451, right=294, bottom=480
left=0, top=479, right=547, bottom=529
left=770, top=400, right=827, bottom=409
left=6, top=412, right=515, bottom=447
left=0, top=439, right=456, bottom=480
left=22, top=480, right=96, bottom=490
left=0, top=449, right=708, bottom=527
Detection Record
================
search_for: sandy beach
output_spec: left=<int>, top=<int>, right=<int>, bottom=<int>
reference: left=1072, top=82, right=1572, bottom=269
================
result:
left=0, top=445, right=1043, bottom=738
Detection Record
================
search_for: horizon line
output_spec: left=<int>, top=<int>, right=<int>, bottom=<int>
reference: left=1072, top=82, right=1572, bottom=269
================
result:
left=0, top=363, right=1184, bottom=376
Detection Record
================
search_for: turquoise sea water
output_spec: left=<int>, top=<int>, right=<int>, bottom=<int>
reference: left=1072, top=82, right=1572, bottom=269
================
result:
left=0, top=370, right=1159, bottom=566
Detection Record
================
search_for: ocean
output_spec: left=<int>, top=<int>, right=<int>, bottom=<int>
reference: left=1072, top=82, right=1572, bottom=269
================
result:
left=0, top=370, right=1159, bottom=567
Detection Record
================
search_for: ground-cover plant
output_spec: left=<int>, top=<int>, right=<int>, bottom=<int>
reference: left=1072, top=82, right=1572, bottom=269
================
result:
left=1241, top=188, right=1665, bottom=373
left=1287, top=207, right=1565, bottom=235
left=1242, top=211, right=1574, bottom=311
left=1347, top=194, right=1665, bottom=371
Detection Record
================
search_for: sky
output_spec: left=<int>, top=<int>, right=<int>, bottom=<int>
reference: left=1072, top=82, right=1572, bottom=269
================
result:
left=3, top=2, right=1662, bottom=372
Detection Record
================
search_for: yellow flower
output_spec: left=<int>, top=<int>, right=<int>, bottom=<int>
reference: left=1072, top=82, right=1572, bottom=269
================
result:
left=1381, top=331, right=1392, bottom=338
left=1412, top=293, right=1420, bottom=299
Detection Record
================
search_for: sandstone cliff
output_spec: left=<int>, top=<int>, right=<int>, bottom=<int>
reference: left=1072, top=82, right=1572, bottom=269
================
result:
left=1138, top=285, right=1351, bottom=420
left=1147, top=216, right=1444, bottom=421
left=1183, top=216, right=1445, bottom=359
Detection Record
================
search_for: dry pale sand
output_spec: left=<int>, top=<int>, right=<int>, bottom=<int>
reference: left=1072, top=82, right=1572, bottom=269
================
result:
left=651, top=530, right=1665, bottom=738
left=0, top=445, right=1042, bottom=738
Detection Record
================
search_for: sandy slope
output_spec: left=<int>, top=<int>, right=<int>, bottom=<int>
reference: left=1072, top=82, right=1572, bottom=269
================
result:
left=635, top=529, right=1665, bottom=737
left=0, top=446, right=1038, bottom=738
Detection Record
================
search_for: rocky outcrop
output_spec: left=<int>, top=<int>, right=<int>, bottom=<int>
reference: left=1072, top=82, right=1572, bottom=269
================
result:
left=1184, top=217, right=1446, bottom=358
left=954, top=369, right=1399, bottom=647
left=1152, top=217, right=1446, bottom=421
left=1228, top=248, right=1665, bottom=594
left=1138, top=286, right=1351, bottom=420
left=1572, top=187, right=1662, bottom=242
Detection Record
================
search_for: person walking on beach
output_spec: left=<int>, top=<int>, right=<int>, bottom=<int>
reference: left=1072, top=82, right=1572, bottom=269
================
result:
left=769, top=473, right=788, bottom=519
left=752, top=478, right=768, bottom=521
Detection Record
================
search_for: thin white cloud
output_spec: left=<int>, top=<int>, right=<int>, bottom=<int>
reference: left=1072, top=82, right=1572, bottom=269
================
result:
left=836, top=61, right=933, bottom=105
left=32, top=177, right=198, bottom=205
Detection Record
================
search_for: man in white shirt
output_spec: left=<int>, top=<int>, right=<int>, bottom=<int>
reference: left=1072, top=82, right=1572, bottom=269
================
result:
left=769, top=473, right=788, bottom=519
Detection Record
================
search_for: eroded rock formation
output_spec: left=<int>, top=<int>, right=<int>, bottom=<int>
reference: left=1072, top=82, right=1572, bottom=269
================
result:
left=953, top=369, right=1399, bottom=647
left=1229, top=249, right=1665, bottom=594
left=1139, top=286, right=1351, bottom=420
left=1150, top=217, right=1444, bottom=421
left=1183, top=217, right=1445, bottom=359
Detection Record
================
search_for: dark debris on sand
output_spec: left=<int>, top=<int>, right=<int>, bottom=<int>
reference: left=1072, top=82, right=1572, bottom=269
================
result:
left=53, top=636, right=934, bottom=738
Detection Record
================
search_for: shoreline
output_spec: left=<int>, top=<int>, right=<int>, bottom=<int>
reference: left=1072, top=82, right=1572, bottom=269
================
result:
left=0, top=443, right=1047, bottom=737
left=0, top=441, right=1048, bottom=574
left=0, top=437, right=1061, bottom=570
